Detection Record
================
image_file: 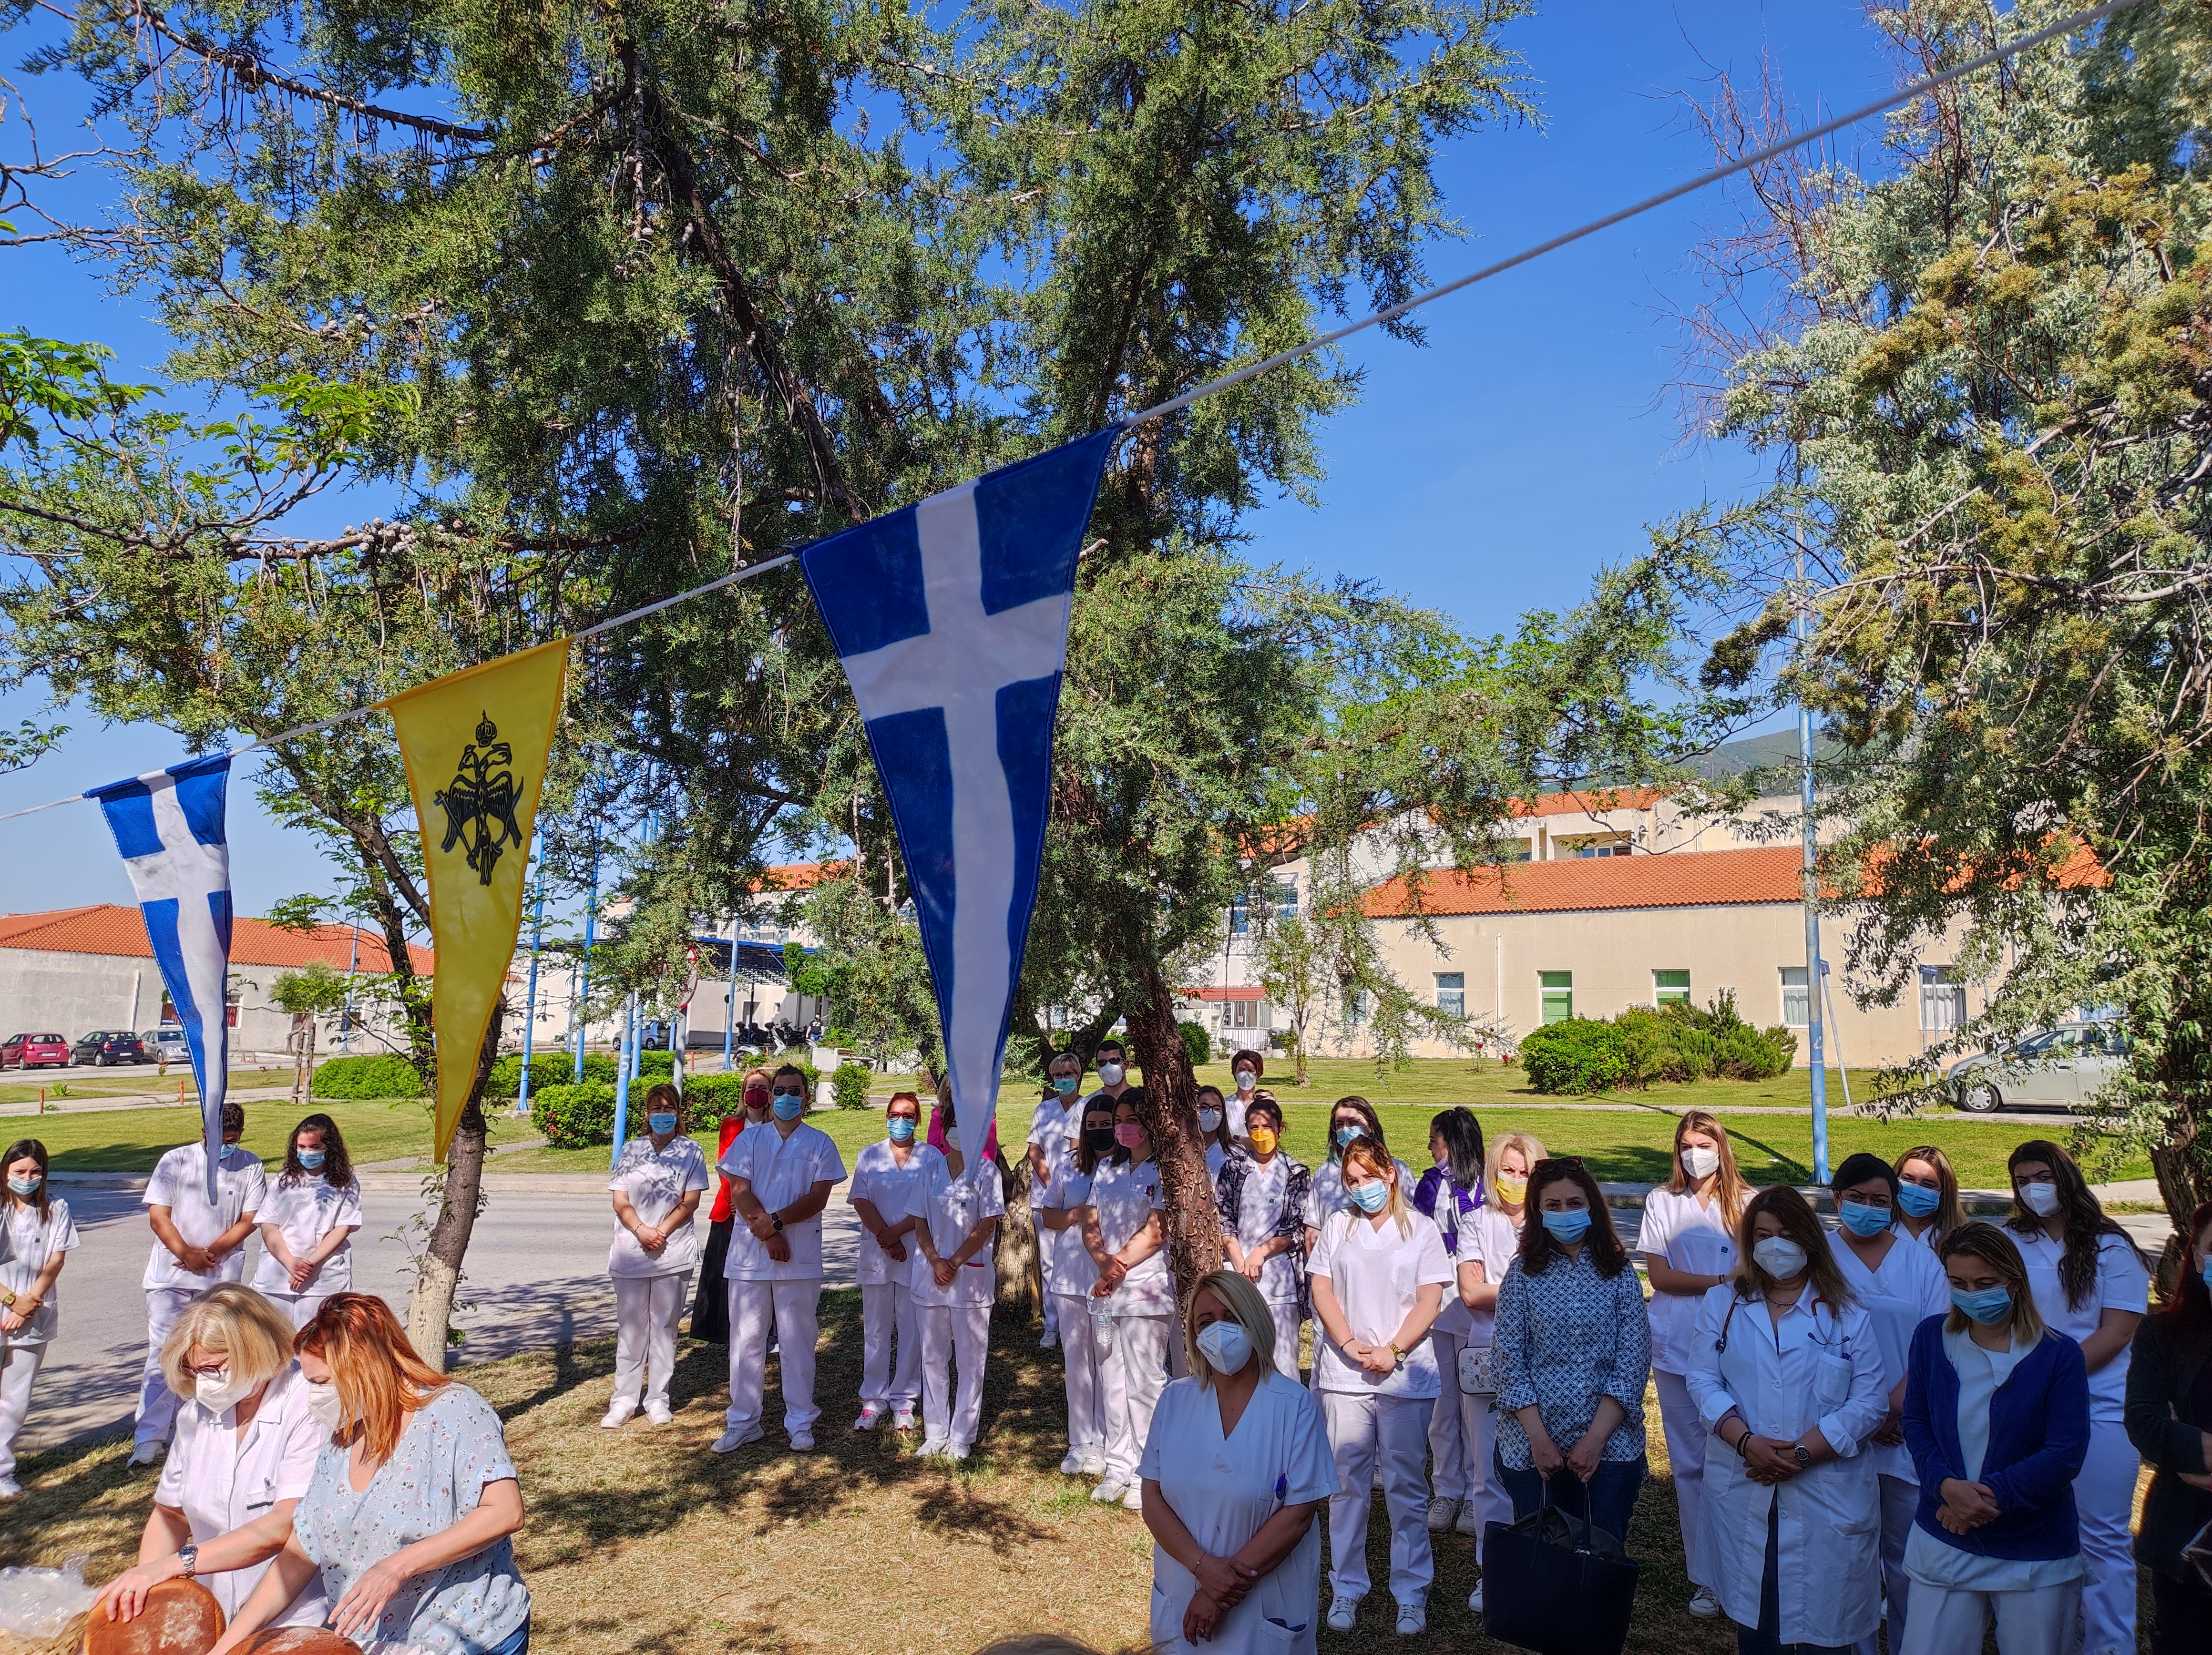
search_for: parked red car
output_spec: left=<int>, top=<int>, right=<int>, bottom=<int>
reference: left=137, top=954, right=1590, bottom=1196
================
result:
left=0, top=1032, right=70, bottom=1069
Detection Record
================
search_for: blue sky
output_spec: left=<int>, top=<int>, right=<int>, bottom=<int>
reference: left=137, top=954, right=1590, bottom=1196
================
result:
left=0, top=0, right=1895, bottom=917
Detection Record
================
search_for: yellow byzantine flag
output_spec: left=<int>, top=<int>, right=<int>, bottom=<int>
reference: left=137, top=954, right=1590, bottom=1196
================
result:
left=384, top=639, right=568, bottom=1162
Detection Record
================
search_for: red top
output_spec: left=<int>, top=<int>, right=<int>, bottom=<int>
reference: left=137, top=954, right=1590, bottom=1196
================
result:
left=709, top=1114, right=745, bottom=1223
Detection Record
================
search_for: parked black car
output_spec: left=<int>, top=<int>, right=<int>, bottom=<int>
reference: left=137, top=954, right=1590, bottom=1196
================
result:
left=72, top=1029, right=149, bottom=1066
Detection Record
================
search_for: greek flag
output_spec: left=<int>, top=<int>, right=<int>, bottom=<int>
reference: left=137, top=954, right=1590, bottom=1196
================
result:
left=800, top=429, right=1118, bottom=1176
left=88, top=755, right=233, bottom=1196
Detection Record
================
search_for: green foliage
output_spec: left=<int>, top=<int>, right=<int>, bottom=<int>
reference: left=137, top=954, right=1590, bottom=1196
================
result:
left=0, top=326, right=148, bottom=452
left=1178, top=1022, right=1212, bottom=1070
left=269, top=961, right=351, bottom=1017
left=529, top=1083, right=617, bottom=1150
left=832, top=1061, right=872, bottom=1110
left=684, top=1073, right=749, bottom=1120
left=485, top=1053, right=575, bottom=1100
left=1518, top=1020, right=1629, bottom=1096
left=1521, top=996, right=1795, bottom=1095
left=312, top=1053, right=428, bottom=1099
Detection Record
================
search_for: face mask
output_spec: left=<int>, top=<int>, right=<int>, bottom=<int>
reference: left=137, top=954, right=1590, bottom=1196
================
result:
left=305, top=1379, right=347, bottom=1430
left=1951, top=1284, right=2013, bottom=1325
left=1053, top=1075, right=1079, bottom=1096
left=1084, top=1124, right=1117, bottom=1153
left=1234, top=1070, right=1257, bottom=1094
left=2200, top=1257, right=2212, bottom=1292
left=771, top=1091, right=805, bottom=1120
left=1247, top=1126, right=1278, bottom=1156
left=1839, top=1200, right=1894, bottom=1238
left=6, top=1175, right=40, bottom=1197
left=887, top=1117, right=916, bottom=1143
left=1348, top=1179, right=1391, bottom=1215
left=943, top=1125, right=961, bottom=1150
left=2018, top=1178, right=2061, bottom=1217
left=1540, top=1207, right=1591, bottom=1243
left=1098, top=1062, right=1125, bottom=1086
left=1198, top=1109, right=1221, bottom=1134
left=1495, top=1173, right=1527, bottom=1205
left=744, top=1087, right=770, bottom=1114
left=1753, top=1236, right=1809, bottom=1278
left=1434, top=1150, right=1451, bottom=1170
left=646, top=1114, right=677, bottom=1136
left=297, top=1149, right=327, bottom=1171
left=194, top=1367, right=249, bottom=1412
left=1332, top=1124, right=1362, bottom=1151
left=1113, top=1122, right=1144, bottom=1149
left=1680, top=1146, right=1720, bottom=1180
left=1897, top=1182, right=1942, bottom=1218
left=1195, top=1320, right=1253, bottom=1375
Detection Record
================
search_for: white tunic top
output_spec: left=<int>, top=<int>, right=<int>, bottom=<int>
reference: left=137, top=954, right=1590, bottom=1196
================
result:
left=902, top=1147, right=1005, bottom=1308
left=0, top=1196, right=78, bottom=1345
left=1830, top=1228, right=1951, bottom=1481
left=1088, top=1157, right=1174, bottom=1316
left=1308, top=1207, right=1455, bottom=1398
left=717, top=1120, right=847, bottom=1282
left=155, top=1365, right=330, bottom=1629
left=143, top=1145, right=267, bottom=1290
left=2014, top=1227, right=2149, bottom=1423
left=252, top=1175, right=363, bottom=1295
left=1038, top=1167, right=1101, bottom=1296
left=1638, top=1185, right=1741, bottom=1375
left=605, top=1134, right=709, bottom=1278
left=1302, top=1155, right=1415, bottom=1231
left=1225, top=1155, right=1299, bottom=1307
left=1026, top=1093, right=1085, bottom=1189
left=1139, top=1370, right=1341, bottom=1655
left=846, top=1139, right=929, bottom=1287
left=1454, top=1206, right=1519, bottom=1348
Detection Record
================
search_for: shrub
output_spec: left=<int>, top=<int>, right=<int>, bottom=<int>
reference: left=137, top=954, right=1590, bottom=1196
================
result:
left=832, top=1061, right=871, bottom=1109
left=685, top=1073, right=747, bottom=1119
left=530, top=1082, right=616, bottom=1148
left=1520, top=1019, right=1631, bottom=1095
left=313, top=1053, right=428, bottom=1100
left=1522, top=992, right=1796, bottom=1094
left=1178, top=1021, right=1212, bottom=1070
left=485, top=1052, right=573, bottom=1099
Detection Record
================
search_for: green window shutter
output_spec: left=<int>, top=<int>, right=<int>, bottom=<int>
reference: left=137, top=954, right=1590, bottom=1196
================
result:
left=1653, top=969, right=1690, bottom=1007
left=1539, top=971, right=1573, bottom=1024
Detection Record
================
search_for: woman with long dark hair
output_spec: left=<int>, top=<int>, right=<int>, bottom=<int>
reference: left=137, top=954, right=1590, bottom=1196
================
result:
left=1413, top=1107, right=1485, bottom=1534
left=0, top=1138, right=73, bottom=1498
left=2124, top=1199, right=2212, bottom=1655
left=253, top=1114, right=361, bottom=1330
left=1302, top=1096, right=1413, bottom=1254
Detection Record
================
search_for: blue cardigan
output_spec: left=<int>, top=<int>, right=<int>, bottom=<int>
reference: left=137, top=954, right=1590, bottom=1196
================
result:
left=1901, top=1316, right=2090, bottom=1561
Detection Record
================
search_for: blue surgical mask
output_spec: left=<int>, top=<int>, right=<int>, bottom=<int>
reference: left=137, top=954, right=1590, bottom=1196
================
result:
left=1333, top=1125, right=1362, bottom=1150
left=1348, top=1180, right=1390, bottom=1215
left=1053, top=1075, right=1079, bottom=1096
left=297, top=1150, right=327, bottom=1171
left=771, top=1090, right=805, bottom=1120
left=887, top=1117, right=916, bottom=1143
left=1838, top=1200, right=1893, bottom=1238
left=1951, top=1285, right=2014, bottom=1324
left=1540, top=1207, right=1592, bottom=1244
left=1897, top=1182, right=1942, bottom=1218
left=647, top=1113, right=677, bottom=1136
left=5, top=1175, right=39, bottom=1197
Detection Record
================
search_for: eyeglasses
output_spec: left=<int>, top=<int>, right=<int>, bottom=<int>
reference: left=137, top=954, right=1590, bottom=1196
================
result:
left=771, top=1089, right=804, bottom=1100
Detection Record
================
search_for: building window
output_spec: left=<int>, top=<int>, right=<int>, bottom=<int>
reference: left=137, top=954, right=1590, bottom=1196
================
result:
left=1435, top=973, right=1464, bottom=1020
left=1497, top=840, right=1533, bottom=862
left=1540, top=971, right=1573, bottom=1024
left=1921, top=966, right=1966, bottom=1033
left=1229, top=894, right=1249, bottom=936
left=1222, top=998, right=1264, bottom=1030
left=1780, top=967, right=1809, bottom=1028
left=1653, top=970, right=1690, bottom=1008
left=1271, top=879, right=1299, bottom=923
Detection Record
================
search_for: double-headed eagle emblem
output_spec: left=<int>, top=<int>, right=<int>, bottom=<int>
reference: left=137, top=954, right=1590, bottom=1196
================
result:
left=434, top=712, right=526, bottom=886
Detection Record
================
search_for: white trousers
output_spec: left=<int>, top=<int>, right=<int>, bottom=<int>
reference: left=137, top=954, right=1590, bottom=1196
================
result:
left=1851, top=1473, right=1921, bottom=1655
left=1465, top=1390, right=1510, bottom=1563
left=918, top=1299, right=991, bottom=1447
left=612, top=1272, right=691, bottom=1410
left=2075, top=1417, right=2137, bottom=1655
left=1427, top=1330, right=1477, bottom=1502
left=260, top=1289, right=341, bottom=1332
left=0, top=1340, right=44, bottom=1482
left=1654, top=1369, right=1711, bottom=1589
left=860, top=1282, right=922, bottom=1409
left=135, top=1286, right=201, bottom=1449
left=1039, top=1239, right=1059, bottom=1334
left=1101, top=1311, right=1173, bottom=1483
left=1267, top=1299, right=1302, bottom=1381
left=1054, top=1293, right=1105, bottom=1450
left=1322, top=1391, right=1434, bottom=1606
left=724, top=1277, right=821, bottom=1433
left=1897, top=1575, right=2082, bottom=1655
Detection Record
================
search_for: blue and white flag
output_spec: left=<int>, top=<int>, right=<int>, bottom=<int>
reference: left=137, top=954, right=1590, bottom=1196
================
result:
left=800, top=429, right=1118, bottom=1178
left=87, top=755, right=233, bottom=1197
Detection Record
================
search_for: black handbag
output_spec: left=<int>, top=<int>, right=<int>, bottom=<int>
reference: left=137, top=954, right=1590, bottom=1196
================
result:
left=1482, top=1478, right=1640, bottom=1655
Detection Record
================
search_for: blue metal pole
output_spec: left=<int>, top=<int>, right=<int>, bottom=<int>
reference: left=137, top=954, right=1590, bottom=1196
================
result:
left=1799, top=544, right=1830, bottom=1185
left=515, top=834, right=545, bottom=1119
left=573, top=846, right=599, bottom=1083
left=610, top=991, right=634, bottom=1167
left=338, top=919, right=360, bottom=1053
left=722, top=926, right=737, bottom=1073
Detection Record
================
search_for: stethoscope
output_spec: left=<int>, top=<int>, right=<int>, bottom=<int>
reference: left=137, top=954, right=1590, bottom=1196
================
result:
left=1714, top=1288, right=1850, bottom=1355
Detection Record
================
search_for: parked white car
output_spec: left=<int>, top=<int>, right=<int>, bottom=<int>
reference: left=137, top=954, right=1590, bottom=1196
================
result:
left=1944, top=1021, right=2128, bottom=1113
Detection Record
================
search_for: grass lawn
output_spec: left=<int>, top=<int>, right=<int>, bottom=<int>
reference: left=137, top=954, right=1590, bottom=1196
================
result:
left=7, top=1100, right=536, bottom=1175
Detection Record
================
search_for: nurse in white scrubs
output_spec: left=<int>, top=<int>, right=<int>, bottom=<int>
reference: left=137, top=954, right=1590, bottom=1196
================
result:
left=1195, top=1087, right=1231, bottom=1182
left=1453, top=1127, right=1541, bottom=1607
left=93, top=1285, right=328, bottom=1634
left=847, top=1091, right=927, bottom=1432
left=1218, top=1093, right=1311, bottom=1380
left=1893, top=1147, right=1966, bottom=1253
left=1082, top=1089, right=1176, bottom=1510
left=603, top=1083, right=708, bottom=1428
left=1138, top=1270, right=1339, bottom=1655
left=1829, top=1152, right=1951, bottom=1655
left=253, top=1114, right=362, bottom=1330
left=1689, top=1185, right=1887, bottom=1655
left=1039, top=1097, right=1116, bottom=1473
left=903, top=1094, right=1004, bottom=1459
left=0, top=1139, right=75, bottom=1499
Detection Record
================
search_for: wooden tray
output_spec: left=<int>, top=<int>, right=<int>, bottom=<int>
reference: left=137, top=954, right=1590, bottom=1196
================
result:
left=79, top=1580, right=222, bottom=1655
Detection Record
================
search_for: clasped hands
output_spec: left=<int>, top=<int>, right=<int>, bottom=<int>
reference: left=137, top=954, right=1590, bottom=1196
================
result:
left=1090, top=1259, right=1128, bottom=1297
left=0, top=1292, right=38, bottom=1334
left=1527, top=1428, right=1607, bottom=1483
left=1341, top=1338, right=1397, bottom=1379
left=1936, top=1477, right=2000, bottom=1535
left=1181, top=1551, right=1263, bottom=1644
left=745, top=1211, right=791, bottom=1264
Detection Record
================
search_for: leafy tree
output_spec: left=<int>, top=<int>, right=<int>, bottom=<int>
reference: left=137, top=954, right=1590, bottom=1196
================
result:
left=269, top=961, right=352, bottom=1104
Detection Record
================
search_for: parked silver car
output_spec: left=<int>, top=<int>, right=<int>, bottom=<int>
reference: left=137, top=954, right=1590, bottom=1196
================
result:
left=1945, top=1021, right=2128, bottom=1113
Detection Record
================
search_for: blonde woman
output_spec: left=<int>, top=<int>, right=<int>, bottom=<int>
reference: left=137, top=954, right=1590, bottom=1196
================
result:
left=1639, top=1109, right=1751, bottom=1621
left=1308, top=1137, right=1455, bottom=1636
left=1138, top=1271, right=1338, bottom=1654
left=1895, top=1146, right=1967, bottom=1251
left=1451, top=1128, right=1543, bottom=1604
left=94, top=1285, right=327, bottom=1632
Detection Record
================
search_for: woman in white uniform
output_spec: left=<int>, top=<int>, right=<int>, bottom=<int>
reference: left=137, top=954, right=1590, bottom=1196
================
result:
left=1083, top=1088, right=1175, bottom=1510
left=1413, top=1107, right=1485, bottom=1535
left=603, top=1083, right=708, bottom=1428
left=93, top=1285, right=328, bottom=1633
left=903, top=1093, right=1004, bottom=1459
left=1217, top=1093, right=1311, bottom=1381
left=1639, top=1108, right=1751, bottom=1622
left=0, top=1139, right=76, bottom=1498
left=2004, top=1139, right=2148, bottom=1655
left=1139, top=1270, right=1339, bottom=1654
left=1302, top=1096, right=1414, bottom=1253
left=1308, top=1135, right=1454, bottom=1636
left=1894, top=1146, right=1966, bottom=1253
left=848, top=1091, right=926, bottom=1432
left=1829, top=1152, right=1951, bottom=1655
left=1196, top=1087, right=1231, bottom=1183
left=1040, top=1098, right=1115, bottom=1473
left=253, top=1114, right=362, bottom=1330
left=1688, top=1185, right=1887, bottom=1655
left=1452, top=1128, right=1541, bottom=1607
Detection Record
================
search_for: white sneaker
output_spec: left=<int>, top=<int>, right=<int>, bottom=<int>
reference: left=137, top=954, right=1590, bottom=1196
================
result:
left=712, top=1425, right=765, bottom=1454
left=855, top=1406, right=884, bottom=1433
left=1091, top=1478, right=1129, bottom=1503
left=1688, top=1586, right=1720, bottom=1621
left=892, top=1407, right=919, bottom=1431
left=128, top=1441, right=166, bottom=1468
left=1466, top=1584, right=1483, bottom=1615
left=600, top=1403, right=635, bottom=1430
left=0, top=1478, right=20, bottom=1500
left=945, top=1442, right=972, bottom=1461
left=1121, top=1484, right=1143, bottom=1511
left=1394, top=1602, right=1426, bottom=1637
left=1039, top=1328, right=1060, bottom=1349
left=1326, top=1595, right=1359, bottom=1633
left=643, top=1401, right=674, bottom=1426
left=1454, top=1502, right=1482, bottom=1536
left=917, top=1437, right=951, bottom=1458
left=788, top=1430, right=816, bottom=1451
left=1059, top=1450, right=1087, bottom=1475
left=1425, top=1495, right=1460, bottom=1532
left=1080, top=1447, right=1107, bottom=1476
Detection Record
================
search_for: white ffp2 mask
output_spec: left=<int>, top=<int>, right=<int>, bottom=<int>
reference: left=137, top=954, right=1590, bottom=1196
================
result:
left=1752, top=1236, right=1808, bottom=1279
left=1195, top=1320, right=1253, bottom=1375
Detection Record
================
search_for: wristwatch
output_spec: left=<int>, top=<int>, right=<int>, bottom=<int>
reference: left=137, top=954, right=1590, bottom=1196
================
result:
left=1791, top=1441, right=1812, bottom=1468
left=177, top=1543, right=198, bottom=1580
left=1386, top=1343, right=1406, bottom=1369
left=0, top=1289, right=14, bottom=1308
left=770, top=1214, right=785, bottom=1234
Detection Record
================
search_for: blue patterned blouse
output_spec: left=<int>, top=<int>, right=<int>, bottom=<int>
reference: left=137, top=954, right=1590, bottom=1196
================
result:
left=1493, top=1248, right=1652, bottom=1469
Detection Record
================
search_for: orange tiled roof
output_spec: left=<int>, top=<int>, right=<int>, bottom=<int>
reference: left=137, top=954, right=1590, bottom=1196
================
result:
left=1509, top=787, right=1669, bottom=820
left=753, top=862, right=846, bottom=891
left=0, top=905, right=433, bottom=972
left=1365, top=846, right=1804, bottom=918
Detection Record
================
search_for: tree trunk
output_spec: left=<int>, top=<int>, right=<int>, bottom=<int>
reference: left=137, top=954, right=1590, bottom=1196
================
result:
left=994, top=1148, right=1041, bottom=1318
left=406, top=997, right=506, bottom=1368
left=1125, top=956, right=1220, bottom=1295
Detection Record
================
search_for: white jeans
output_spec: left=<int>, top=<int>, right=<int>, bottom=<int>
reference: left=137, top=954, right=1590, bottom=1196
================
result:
left=135, top=1286, right=201, bottom=1449
left=1898, top=1575, right=2082, bottom=1655
left=1654, top=1369, right=1711, bottom=1589
left=1100, top=1310, right=1173, bottom=1483
left=1321, top=1391, right=1434, bottom=1605
left=1267, top=1299, right=1302, bottom=1381
left=1465, top=1390, right=1510, bottom=1563
left=725, top=1277, right=821, bottom=1433
left=918, top=1299, right=991, bottom=1446
left=258, top=1290, right=340, bottom=1332
left=1427, top=1330, right=1477, bottom=1502
left=860, top=1282, right=922, bottom=1409
left=612, top=1272, right=691, bottom=1410
left=1054, top=1293, right=1105, bottom=1450
left=1852, top=1473, right=1921, bottom=1655
left=2075, top=1417, right=2137, bottom=1655
left=0, top=1340, right=44, bottom=1482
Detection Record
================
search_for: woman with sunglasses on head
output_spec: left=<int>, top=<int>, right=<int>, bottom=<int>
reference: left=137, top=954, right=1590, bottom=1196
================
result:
left=2004, top=1140, right=2150, bottom=1655
left=1893, top=1146, right=1966, bottom=1253
left=1639, top=1110, right=1753, bottom=1622
left=1217, top=1093, right=1311, bottom=1381
left=848, top=1091, right=927, bottom=1434
left=1081, top=1089, right=1175, bottom=1510
left=602, top=1083, right=707, bottom=1430
left=1041, top=1095, right=1120, bottom=1475
left=1452, top=1129, right=1546, bottom=1607
left=1689, top=1185, right=1887, bottom=1655
left=1302, top=1097, right=1414, bottom=1258
left=253, top=1114, right=362, bottom=1331
left=691, top=1066, right=774, bottom=1344
left=2123, top=1199, right=2212, bottom=1655
left=1413, top=1108, right=1485, bottom=1537
left=0, top=1139, right=73, bottom=1499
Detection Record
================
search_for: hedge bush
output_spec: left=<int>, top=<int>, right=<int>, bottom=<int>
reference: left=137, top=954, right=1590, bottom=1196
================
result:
left=679, top=1061, right=822, bottom=1120
left=1522, top=993, right=1796, bottom=1095
left=1520, top=1019, right=1630, bottom=1094
left=312, top=1053, right=428, bottom=1100
left=1178, top=1021, right=1212, bottom=1069
left=530, top=1082, right=617, bottom=1148
left=485, top=1053, right=572, bottom=1099
left=832, top=1061, right=871, bottom=1109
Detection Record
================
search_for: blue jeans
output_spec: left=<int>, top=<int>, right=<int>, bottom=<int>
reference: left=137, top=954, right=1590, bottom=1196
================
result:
left=485, top=1619, right=530, bottom=1655
left=1736, top=1499, right=1844, bottom=1655
left=1495, top=1451, right=1647, bottom=1551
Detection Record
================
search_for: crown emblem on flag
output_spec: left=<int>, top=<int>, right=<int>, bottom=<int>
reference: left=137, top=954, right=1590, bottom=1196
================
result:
left=434, top=710, right=525, bottom=886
